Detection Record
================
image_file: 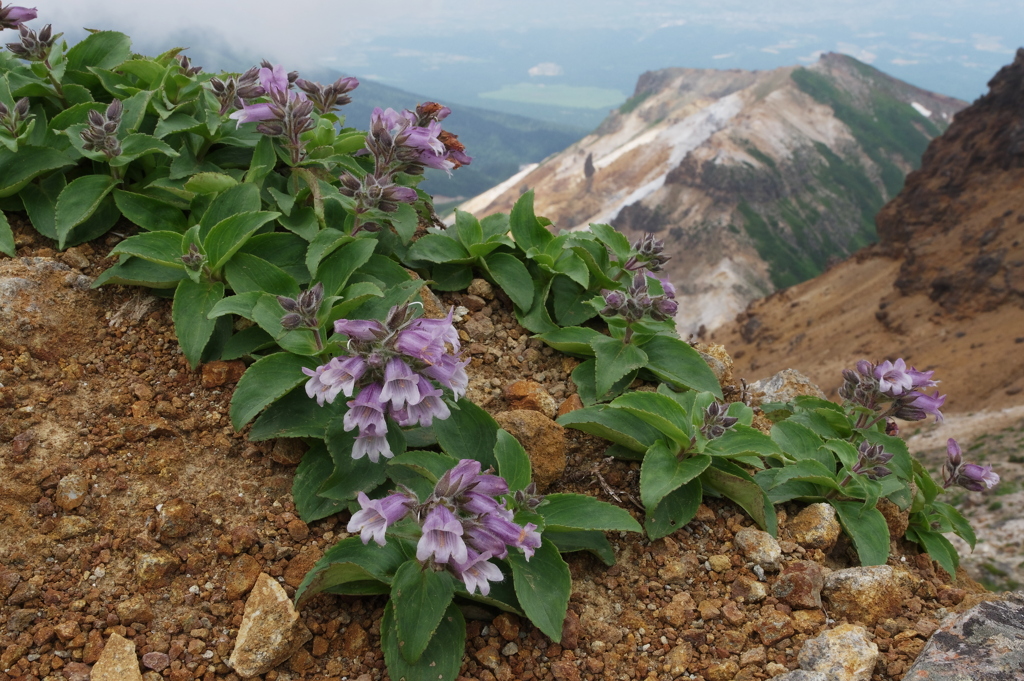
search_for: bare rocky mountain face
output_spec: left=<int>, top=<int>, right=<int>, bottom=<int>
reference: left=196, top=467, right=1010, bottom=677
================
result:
left=712, top=48, right=1024, bottom=415
left=459, top=53, right=965, bottom=334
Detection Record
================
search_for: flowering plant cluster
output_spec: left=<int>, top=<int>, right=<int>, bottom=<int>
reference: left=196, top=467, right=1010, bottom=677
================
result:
left=348, top=459, right=541, bottom=595
left=839, top=358, right=946, bottom=426
left=301, top=304, right=468, bottom=461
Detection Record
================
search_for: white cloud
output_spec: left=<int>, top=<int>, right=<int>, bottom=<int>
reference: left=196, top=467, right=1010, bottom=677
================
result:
left=712, top=53, right=736, bottom=60
left=972, top=34, right=1013, bottom=54
left=528, top=62, right=564, bottom=77
left=836, top=42, right=877, bottom=64
left=890, top=58, right=920, bottom=65
left=909, top=32, right=966, bottom=44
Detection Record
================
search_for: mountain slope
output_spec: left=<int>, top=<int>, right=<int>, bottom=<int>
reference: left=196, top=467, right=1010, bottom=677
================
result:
left=459, top=54, right=965, bottom=333
left=710, top=49, right=1024, bottom=413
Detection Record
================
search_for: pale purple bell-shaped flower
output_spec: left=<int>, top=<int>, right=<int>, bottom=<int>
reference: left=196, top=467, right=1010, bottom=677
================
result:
left=875, top=358, right=913, bottom=396
left=416, top=505, right=469, bottom=564
left=393, top=377, right=450, bottom=427
left=344, top=382, right=387, bottom=435
left=351, top=422, right=393, bottom=462
left=379, top=357, right=422, bottom=410
left=347, top=491, right=414, bottom=545
left=302, top=363, right=344, bottom=406
left=451, top=550, right=504, bottom=596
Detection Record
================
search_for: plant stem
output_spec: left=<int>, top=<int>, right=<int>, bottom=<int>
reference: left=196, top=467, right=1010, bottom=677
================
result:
left=313, top=328, right=324, bottom=352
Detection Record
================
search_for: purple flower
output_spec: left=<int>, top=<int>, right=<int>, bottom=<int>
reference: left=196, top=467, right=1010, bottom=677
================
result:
left=875, top=359, right=913, bottom=396
left=347, top=491, right=413, bottom=546
left=334, top=318, right=387, bottom=341
left=321, top=355, right=367, bottom=399
left=907, top=390, right=946, bottom=422
left=380, top=357, right=422, bottom=410
left=421, top=354, right=469, bottom=400
left=395, top=311, right=457, bottom=364
left=451, top=550, right=503, bottom=596
left=942, top=438, right=999, bottom=491
left=393, top=377, right=451, bottom=427
left=907, top=367, right=937, bottom=390
left=434, top=458, right=483, bottom=498
left=0, top=4, right=36, bottom=29
left=344, top=381, right=387, bottom=435
left=465, top=513, right=534, bottom=560
left=352, top=422, right=393, bottom=462
left=416, top=505, right=469, bottom=564
left=302, top=363, right=344, bottom=406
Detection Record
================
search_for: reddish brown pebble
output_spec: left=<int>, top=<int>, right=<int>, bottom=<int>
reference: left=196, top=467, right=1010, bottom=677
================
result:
left=143, top=651, right=170, bottom=671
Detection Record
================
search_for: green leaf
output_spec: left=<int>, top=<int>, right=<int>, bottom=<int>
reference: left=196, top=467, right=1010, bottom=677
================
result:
left=508, top=538, right=570, bottom=641
left=66, top=31, right=131, bottom=74
left=316, top=238, right=377, bottom=297
left=556, top=405, right=661, bottom=453
left=388, top=451, right=458, bottom=485
left=640, top=441, right=711, bottom=509
left=109, top=231, right=185, bottom=267
left=229, top=352, right=318, bottom=429
left=433, top=398, right=499, bottom=470
left=296, top=536, right=408, bottom=604
left=391, top=202, right=419, bottom=244
left=571, top=359, right=636, bottom=406
left=54, top=175, right=118, bottom=249
left=701, top=460, right=777, bottom=535
left=0, top=210, right=13, bottom=256
left=591, top=336, right=648, bottom=399
left=610, top=392, right=693, bottom=446
left=551, top=275, right=597, bottom=327
left=109, top=133, right=178, bottom=167
left=641, top=335, right=723, bottom=398
left=317, top=416, right=390, bottom=502
left=430, top=262, right=474, bottom=291
left=454, top=209, right=483, bottom=246
left=17, top=171, right=65, bottom=239
left=220, top=326, right=274, bottom=360
left=832, top=500, right=890, bottom=566
left=483, top=252, right=534, bottom=310
left=113, top=190, right=187, bottom=232
left=907, top=524, right=958, bottom=578
left=480, top=212, right=510, bottom=240
left=539, top=493, right=641, bottom=532
left=279, top=206, right=319, bottom=241
left=293, top=441, right=347, bottom=522
left=382, top=601, right=465, bottom=681
left=154, top=112, right=202, bottom=139
left=705, top=425, right=782, bottom=459
left=544, top=528, right=617, bottom=565
left=391, top=561, right=456, bottom=663
left=534, top=326, right=602, bottom=356
left=246, top=134, right=277, bottom=183
left=494, top=430, right=532, bottom=492
left=208, top=291, right=263, bottom=320
left=305, top=228, right=353, bottom=275
left=509, top=190, right=552, bottom=252
left=764, top=460, right=843, bottom=492
left=172, top=279, right=225, bottom=369
left=931, top=501, right=976, bottom=550
left=587, top=223, right=631, bottom=261
left=407, top=233, right=471, bottom=263
left=224, top=253, right=299, bottom=297
left=91, top=256, right=185, bottom=289
left=645, top=479, right=702, bottom=540
left=0, top=146, right=73, bottom=199
left=515, top=277, right=558, bottom=334
left=48, top=101, right=105, bottom=131
left=821, top=439, right=860, bottom=470
left=249, top=385, right=339, bottom=440
left=204, top=211, right=280, bottom=271
left=772, top=421, right=828, bottom=463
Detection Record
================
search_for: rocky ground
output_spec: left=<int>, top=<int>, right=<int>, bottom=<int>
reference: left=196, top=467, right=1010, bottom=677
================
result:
left=0, top=217, right=1009, bottom=681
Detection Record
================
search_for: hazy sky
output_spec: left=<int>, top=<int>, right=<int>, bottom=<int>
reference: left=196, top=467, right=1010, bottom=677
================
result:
left=20, top=0, right=1023, bottom=122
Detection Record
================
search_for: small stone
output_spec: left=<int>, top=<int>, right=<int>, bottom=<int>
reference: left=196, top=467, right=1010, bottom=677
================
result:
left=0, top=570, right=20, bottom=600
left=665, top=642, right=693, bottom=675
left=560, top=608, right=580, bottom=649
left=733, top=575, right=768, bottom=603
left=91, top=632, right=143, bottom=681
left=467, top=278, right=494, bottom=299
left=283, top=548, right=321, bottom=589
left=773, top=560, right=825, bottom=610
left=797, top=623, right=878, bottom=681
left=142, top=651, right=170, bottom=671
left=708, top=554, right=731, bottom=572
left=464, top=313, right=495, bottom=340
left=62, top=661, right=92, bottom=681
left=706, top=660, right=740, bottom=681
left=822, top=565, right=917, bottom=626
left=157, top=498, right=195, bottom=539
left=55, top=515, right=94, bottom=539
left=54, top=620, right=81, bottom=642
left=475, top=645, right=501, bottom=669
left=201, top=360, right=246, bottom=388
left=722, top=600, right=746, bottom=625
left=119, top=417, right=177, bottom=442
left=698, top=599, right=722, bottom=621
left=791, top=609, right=827, bottom=635
left=740, top=646, right=766, bottom=666
left=462, top=294, right=486, bottom=312
left=228, top=573, right=312, bottom=676
left=659, top=554, right=699, bottom=585
left=551, top=659, right=581, bottom=681
left=54, top=474, right=89, bottom=511
left=7, top=608, right=35, bottom=632
left=770, top=672, right=828, bottom=681
left=502, top=641, right=519, bottom=656
left=269, top=438, right=307, bottom=465
left=787, top=503, right=841, bottom=551
left=6, top=580, right=39, bottom=605
left=493, top=613, right=520, bottom=641
left=734, top=527, right=782, bottom=571
left=116, top=594, right=154, bottom=625
left=755, top=609, right=795, bottom=645
left=557, top=393, right=584, bottom=416
left=494, top=410, right=566, bottom=489
left=135, top=551, right=180, bottom=589
left=289, top=648, right=315, bottom=673
left=340, top=622, right=368, bottom=658
left=505, top=380, right=559, bottom=418
left=286, top=518, right=309, bottom=542
left=225, top=554, right=262, bottom=601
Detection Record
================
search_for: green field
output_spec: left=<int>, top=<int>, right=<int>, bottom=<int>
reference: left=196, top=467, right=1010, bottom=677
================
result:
left=480, top=83, right=627, bottom=109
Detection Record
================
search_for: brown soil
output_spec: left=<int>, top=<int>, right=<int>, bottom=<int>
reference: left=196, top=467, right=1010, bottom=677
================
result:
left=0, top=216, right=997, bottom=681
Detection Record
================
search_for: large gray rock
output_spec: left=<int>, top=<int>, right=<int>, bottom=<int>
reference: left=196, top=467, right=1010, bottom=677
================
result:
left=750, top=369, right=827, bottom=403
left=903, top=591, right=1024, bottom=680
